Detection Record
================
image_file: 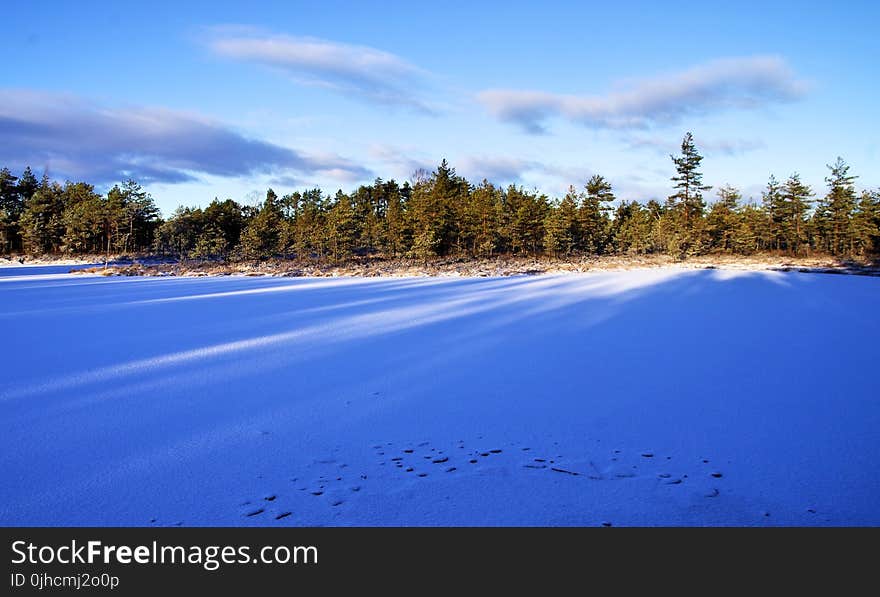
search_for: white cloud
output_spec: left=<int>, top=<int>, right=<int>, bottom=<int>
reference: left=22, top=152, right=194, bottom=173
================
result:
left=478, top=56, right=808, bottom=133
left=206, top=27, right=432, bottom=111
left=625, top=134, right=766, bottom=156
left=0, top=89, right=371, bottom=185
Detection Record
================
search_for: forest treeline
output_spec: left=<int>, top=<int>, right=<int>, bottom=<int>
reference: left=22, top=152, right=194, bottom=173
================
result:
left=1, top=133, right=878, bottom=262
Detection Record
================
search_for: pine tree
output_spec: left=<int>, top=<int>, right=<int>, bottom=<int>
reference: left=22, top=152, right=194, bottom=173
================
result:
left=762, top=175, right=786, bottom=251
left=326, top=191, right=356, bottom=262
left=408, top=160, right=465, bottom=258
left=0, top=168, right=21, bottom=253
left=201, top=199, right=244, bottom=259
left=543, top=187, right=579, bottom=257
left=60, top=182, right=103, bottom=254
left=815, top=157, right=858, bottom=255
left=99, top=180, right=160, bottom=255
left=580, top=175, right=614, bottom=253
left=19, top=176, right=64, bottom=254
left=17, top=167, right=39, bottom=203
left=667, top=133, right=711, bottom=257
left=669, top=132, right=711, bottom=227
left=384, top=181, right=410, bottom=257
left=154, top=207, right=203, bottom=258
left=118, top=180, right=160, bottom=253
left=288, top=188, right=326, bottom=260
left=731, top=203, right=768, bottom=254
left=852, top=190, right=880, bottom=257
left=780, top=173, right=813, bottom=255
left=706, top=185, right=742, bottom=252
left=239, top=189, right=283, bottom=260
left=504, top=186, right=548, bottom=255
left=613, top=201, right=653, bottom=254
left=544, top=192, right=579, bottom=257
left=467, top=180, right=502, bottom=257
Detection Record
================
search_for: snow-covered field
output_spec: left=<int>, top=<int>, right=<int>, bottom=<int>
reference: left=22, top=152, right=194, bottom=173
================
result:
left=1, top=267, right=877, bottom=526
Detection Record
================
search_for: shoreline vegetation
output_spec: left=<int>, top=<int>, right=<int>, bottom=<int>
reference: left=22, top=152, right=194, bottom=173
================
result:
left=3, top=253, right=877, bottom=278
left=2, top=134, right=878, bottom=272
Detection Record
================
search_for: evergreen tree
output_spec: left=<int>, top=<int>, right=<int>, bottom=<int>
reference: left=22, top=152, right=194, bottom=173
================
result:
left=762, top=175, right=786, bottom=251
left=154, top=207, right=203, bottom=258
left=17, top=167, right=39, bottom=203
left=198, top=199, right=244, bottom=259
left=669, top=132, right=711, bottom=227
left=545, top=187, right=579, bottom=256
left=667, top=133, right=711, bottom=257
left=504, top=186, right=548, bottom=255
left=326, top=191, right=356, bottom=262
left=613, top=201, right=653, bottom=254
left=1, top=134, right=871, bottom=265
left=103, top=184, right=126, bottom=255
left=815, top=157, right=858, bottom=255
left=60, top=182, right=104, bottom=254
left=0, top=168, right=21, bottom=253
left=852, top=190, right=880, bottom=257
left=118, top=180, right=160, bottom=253
left=466, top=180, right=502, bottom=257
left=19, top=176, right=64, bottom=254
left=408, top=160, right=464, bottom=258
left=288, top=188, right=326, bottom=260
left=352, top=183, right=380, bottom=254
left=706, top=185, right=742, bottom=252
left=780, top=173, right=813, bottom=255
left=580, top=175, right=614, bottom=253
left=239, top=189, right=283, bottom=260
left=384, top=181, right=410, bottom=257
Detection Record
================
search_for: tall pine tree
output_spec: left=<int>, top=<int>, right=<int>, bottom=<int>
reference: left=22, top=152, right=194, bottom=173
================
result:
left=780, top=173, right=813, bottom=255
left=667, top=133, right=711, bottom=256
left=669, top=132, right=711, bottom=227
left=815, top=157, right=858, bottom=255
left=580, top=175, right=614, bottom=253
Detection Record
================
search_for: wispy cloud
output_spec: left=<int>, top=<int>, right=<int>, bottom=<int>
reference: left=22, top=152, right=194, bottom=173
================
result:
left=368, top=147, right=682, bottom=201
left=370, top=147, right=598, bottom=189
left=0, top=89, right=371, bottom=185
left=367, top=145, right=435, bottom=181
left=205, top=26, right=432, bottom=112
left=370, top=147, right=546, bottom=186
left=625, top=134, right=766, bottom=156
left=478, top=56, right=809, bottom=134
left=458, top=156, right=543, bottom=184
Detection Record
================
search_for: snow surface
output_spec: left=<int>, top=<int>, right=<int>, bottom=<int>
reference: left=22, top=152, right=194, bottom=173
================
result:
left=1, top=267, right=878, bottom=526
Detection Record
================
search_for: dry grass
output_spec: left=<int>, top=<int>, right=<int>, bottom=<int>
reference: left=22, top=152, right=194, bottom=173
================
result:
left=69, top=253, right=879, bottom=278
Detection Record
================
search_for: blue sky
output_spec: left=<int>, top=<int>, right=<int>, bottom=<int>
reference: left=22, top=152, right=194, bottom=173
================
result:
left=2, top=0, right=878, bottom=215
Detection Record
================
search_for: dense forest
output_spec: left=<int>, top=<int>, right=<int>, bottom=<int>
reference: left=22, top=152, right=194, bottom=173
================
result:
left=1, top=133, right=878, bottom=262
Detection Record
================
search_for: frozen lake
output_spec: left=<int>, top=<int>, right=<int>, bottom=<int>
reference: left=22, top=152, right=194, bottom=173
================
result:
left=1, top=267, right=878, bottom=526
